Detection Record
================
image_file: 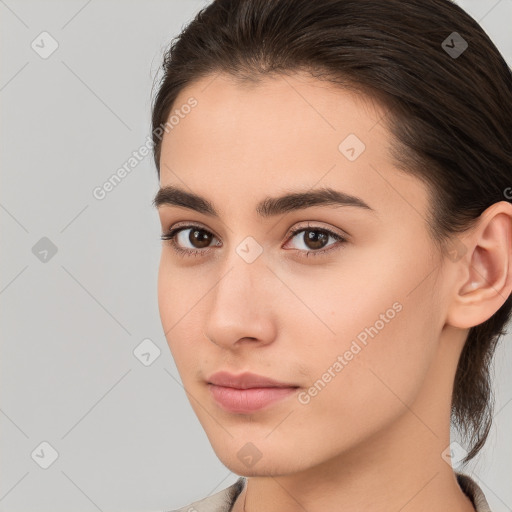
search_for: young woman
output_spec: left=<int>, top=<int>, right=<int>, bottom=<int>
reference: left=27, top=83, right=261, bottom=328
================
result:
left=150, top=0, right=512, bottom=510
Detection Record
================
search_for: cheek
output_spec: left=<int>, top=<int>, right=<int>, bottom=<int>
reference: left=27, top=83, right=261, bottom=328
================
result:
left=157, top=254, right=203, bottom=333
left=293, top=245, right=439, bottom=430
left=157, top=258, right=198, bottom=367
left=291, top=310, right=437, bottom=456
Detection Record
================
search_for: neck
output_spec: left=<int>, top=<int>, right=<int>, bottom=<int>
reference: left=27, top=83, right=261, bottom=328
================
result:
left=236, top=425, right=476, bottom=512
left=234, top=331, right=476, bottom=512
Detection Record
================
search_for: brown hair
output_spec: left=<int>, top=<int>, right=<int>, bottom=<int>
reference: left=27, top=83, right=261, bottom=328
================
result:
left=150, top=0, right=512, bottom=465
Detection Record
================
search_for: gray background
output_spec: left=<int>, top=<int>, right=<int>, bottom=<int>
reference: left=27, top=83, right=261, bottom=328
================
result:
left=1, top=1, right=511, bottom=511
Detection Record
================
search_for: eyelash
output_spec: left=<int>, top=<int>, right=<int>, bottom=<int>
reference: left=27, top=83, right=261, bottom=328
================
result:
left=160, top=223, right=347, bottom=260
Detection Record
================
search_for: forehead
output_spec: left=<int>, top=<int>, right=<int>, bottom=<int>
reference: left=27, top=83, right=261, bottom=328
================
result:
left=168, top=71, right=386, bottom=145
left=158, top=72, right=430, bottom=225
left=162, top=72, right=382, bottom=173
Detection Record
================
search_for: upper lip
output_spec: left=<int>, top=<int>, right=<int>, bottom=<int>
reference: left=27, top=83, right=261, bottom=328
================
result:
left=207, top=371, right=298, bottom=389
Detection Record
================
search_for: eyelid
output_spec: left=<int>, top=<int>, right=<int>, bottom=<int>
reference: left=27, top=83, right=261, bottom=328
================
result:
left=165, top=220, right=349, bottom=241
left=285, top=221, right=349, bottom=241
left=166, top=220, right=213, bottom=234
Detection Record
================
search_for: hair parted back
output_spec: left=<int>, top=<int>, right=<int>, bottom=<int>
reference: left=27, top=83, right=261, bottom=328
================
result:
left=151, top=0, right=512, bottom=465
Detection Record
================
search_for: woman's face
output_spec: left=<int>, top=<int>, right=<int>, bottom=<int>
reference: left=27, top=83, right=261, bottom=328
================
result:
left=155, top=72, right=458, bottom=476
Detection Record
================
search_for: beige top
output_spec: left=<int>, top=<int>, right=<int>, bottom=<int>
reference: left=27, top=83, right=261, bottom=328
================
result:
left=168, top=472, right=492, bottom=512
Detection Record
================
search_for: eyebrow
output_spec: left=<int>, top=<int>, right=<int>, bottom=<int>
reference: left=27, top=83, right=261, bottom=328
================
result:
left=152, top=185, right=375, bottom=218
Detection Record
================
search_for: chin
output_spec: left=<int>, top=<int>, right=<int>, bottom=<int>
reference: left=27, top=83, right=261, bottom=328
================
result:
left=207, top=434, right=316, bottom=478
left=219, top=455, right=303, bottom=478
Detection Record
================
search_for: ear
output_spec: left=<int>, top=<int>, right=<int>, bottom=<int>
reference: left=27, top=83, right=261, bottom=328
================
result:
left=445, top=201, right=512, bottom=330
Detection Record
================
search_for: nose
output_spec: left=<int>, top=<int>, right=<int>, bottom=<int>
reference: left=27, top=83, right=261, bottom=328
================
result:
left=202, top=255, right=277, bottom=350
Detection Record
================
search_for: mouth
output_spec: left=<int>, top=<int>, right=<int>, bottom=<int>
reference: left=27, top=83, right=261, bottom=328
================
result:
left=206, top=371, right=300, bottom=414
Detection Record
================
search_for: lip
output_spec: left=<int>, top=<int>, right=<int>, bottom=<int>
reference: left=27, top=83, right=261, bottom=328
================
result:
left=207, top=371, right=299, bottom=413
left=207, top=371, right=297, bottom=389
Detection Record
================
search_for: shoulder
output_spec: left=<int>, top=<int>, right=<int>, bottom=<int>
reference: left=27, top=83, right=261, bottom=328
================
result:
left=456, top=472, right=493, bottom=512
left=166, top=477, right=246, bottom=512
left=166, top=473, right=491, bottom=512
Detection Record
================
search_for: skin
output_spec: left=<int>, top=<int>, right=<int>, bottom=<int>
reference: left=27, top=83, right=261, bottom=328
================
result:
left=155, top=71, right=512, bottom=512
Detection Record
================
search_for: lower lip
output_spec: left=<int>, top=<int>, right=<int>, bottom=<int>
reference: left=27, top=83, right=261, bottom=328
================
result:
left=208, top=384, right=298, bottom=413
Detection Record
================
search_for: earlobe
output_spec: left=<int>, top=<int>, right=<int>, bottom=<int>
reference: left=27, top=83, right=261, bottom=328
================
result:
left=445, top=202, right=512, bottom=330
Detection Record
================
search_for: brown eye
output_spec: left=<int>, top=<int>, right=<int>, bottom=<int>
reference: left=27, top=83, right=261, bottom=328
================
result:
left=285, top=226, right=346, bottom=257
left=161, top=223, right=347, bottom=260
left=161, top=225, right=219, bottom=252
left=186, top=227, right=214, bottom=249
left=301, top=229, right=330, bottom=250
